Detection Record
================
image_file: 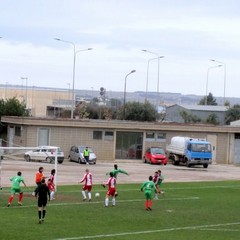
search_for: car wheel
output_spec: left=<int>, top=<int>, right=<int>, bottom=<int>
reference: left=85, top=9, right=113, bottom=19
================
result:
left=78, top=158, right=82, bottom=164
left=25, top=155, right=31, bottom=162
left=46, top=157, right=53, bottom=164
left=143, top=157, right=147, bottom=163
left=186, top=161, right=191, bottom=168
left=68, top=156, right=72, bottom=162
left=203, top=164, right=208, bottom=168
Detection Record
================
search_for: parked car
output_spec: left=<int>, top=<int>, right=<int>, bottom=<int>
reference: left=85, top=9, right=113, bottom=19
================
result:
left=143, top=147, right=168, bottom=165
left=24, top=146, right=64, bottom=164
left=127, top=144, right=142, bottom=159
left=68, top=146, right=97, bottom=164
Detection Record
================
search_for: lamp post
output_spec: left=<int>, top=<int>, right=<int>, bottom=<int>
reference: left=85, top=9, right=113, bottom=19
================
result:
left=54, top=38, right=92, bottom=119
left=123, top=70, right=136, bottom=120
left=210, top=59, right=226, bottom=105
left=21, top=77, right=28, bottom=108
left=142, top=49, right=164, bottom=107
left=145, top=57, right=161, bottom=101
left=205, top=65, right=222, bottom=105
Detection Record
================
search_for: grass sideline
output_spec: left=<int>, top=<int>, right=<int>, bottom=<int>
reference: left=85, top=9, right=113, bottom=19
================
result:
left=0, top=181, right=240, bottom=240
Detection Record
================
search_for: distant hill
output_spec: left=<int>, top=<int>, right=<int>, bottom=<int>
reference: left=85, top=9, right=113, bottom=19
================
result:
left=1, top=84, right=239, bottom=106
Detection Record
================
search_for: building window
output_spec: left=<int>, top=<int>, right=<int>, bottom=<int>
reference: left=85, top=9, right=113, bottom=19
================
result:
left=156, top=132, right=166, bottom=142
left=104, top=131, right=114, bottom=141
left=146, top=132, right=155, bottom=142
left=93, top=131, right=103, bottom=140
left=15, top=126, right=21, bottom=137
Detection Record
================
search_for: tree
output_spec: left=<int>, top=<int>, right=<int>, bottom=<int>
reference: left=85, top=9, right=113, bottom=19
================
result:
left=225, top=104, right=240, bottom=125
left=205, top=113, right=219, bottom=125
left=0, top=97, right=29, bottom=137
left=179, top=110, right=201, bottom=123
left=199, top=92, right=218, bottom=105
left=117, top=101, right=158, bottom=121
left=0, top=97, right=29, bottom=117
left=74, top=102, right=89, bottom=119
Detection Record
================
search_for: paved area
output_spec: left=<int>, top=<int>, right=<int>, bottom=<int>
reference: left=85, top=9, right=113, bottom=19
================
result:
left=1, top=159, right=240, bottom=187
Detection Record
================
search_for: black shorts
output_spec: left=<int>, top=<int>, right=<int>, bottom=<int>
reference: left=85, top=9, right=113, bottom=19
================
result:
left=38, top=198, right=48, bottom=207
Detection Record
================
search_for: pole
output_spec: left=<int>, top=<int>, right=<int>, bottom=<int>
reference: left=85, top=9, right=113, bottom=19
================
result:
left=210, top=59, right=226, bottom=105
left=54, top=38, right=92, bottom=118
left=123, top=70, right=136, bottom=120
left=142, top=50, right=164, bottom=107
left=205, top=65, right=222, bottom=105
left=145, top=57, right=158, bottom=101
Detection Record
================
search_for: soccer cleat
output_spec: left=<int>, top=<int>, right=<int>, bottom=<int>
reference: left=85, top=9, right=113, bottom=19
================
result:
left=88, top=199, right=91, bottom=202
left=82, top=198, right=87, bottom=201
left=18, top=202, right=22, bottom=206
left=7, top=203, right=10, bottom=207
left=148, top=207, right=152, bottom=211
left=39, top=219, right=42, bottom=224
left=145, top=208, right=149, bottom=211
left=42, top=218, right=45, bottom=223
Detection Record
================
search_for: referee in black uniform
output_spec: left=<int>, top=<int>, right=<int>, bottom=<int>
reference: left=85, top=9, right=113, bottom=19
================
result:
left=35, top=178, right=50, bottom=224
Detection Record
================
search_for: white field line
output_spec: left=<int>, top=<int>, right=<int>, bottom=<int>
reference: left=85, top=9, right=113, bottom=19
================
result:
left=55, top=222, right=240, bottom=240
left=0, top=196, right=199, bottom=209
left=57, top=184, right=240, bottom=193
left=197, top=228, right=240, bottom=232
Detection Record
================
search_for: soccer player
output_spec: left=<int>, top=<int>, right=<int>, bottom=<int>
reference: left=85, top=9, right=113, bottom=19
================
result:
left=32, top=167, right=45, bottom=196
left=106, top=164, right=129, bottom=179
left=141, top=175, right=157, bottom=211
left=35, top=178, right=50, bottom=224
left=103, top=171, right=117, bottom=207
left=48, top=169, right=56, bottom=200
left=104, top=164, right=128, bottom=196
left=7, top=171, right=27, bottom=207
left=79, top=169, right=92, bottom=201
left=153, top=170, right=164, bottom=199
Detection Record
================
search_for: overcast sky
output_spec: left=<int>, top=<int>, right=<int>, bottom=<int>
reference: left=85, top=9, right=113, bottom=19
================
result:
left=1, top=0, right=240, bottom=98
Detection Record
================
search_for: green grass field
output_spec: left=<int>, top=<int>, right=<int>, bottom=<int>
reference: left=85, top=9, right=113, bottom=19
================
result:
left=0, top=181, right=240, bottom=240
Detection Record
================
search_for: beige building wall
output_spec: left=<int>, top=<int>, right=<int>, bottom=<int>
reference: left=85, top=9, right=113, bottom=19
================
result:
left=3, top=116, right=240, bottom=164
left=0, top=88, right=70, bottom=117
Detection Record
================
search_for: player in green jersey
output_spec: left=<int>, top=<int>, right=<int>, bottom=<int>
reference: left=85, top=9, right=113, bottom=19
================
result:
left=141, top=176, right=157, bottom=211
left=8, top=171, right=27, bottom=207
left=104, top=164, right=128, bottom=196
left=106, top=164, right=129, bottom=178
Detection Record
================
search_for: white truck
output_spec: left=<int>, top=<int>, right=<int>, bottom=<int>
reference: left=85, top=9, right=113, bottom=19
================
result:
left=166, top=136, right=212, bottom=168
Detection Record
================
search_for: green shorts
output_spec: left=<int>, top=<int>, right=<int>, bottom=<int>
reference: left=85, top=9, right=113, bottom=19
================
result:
left=10, top=187, right=22, bottom=195
left=144, top=190, right=153, bottom=200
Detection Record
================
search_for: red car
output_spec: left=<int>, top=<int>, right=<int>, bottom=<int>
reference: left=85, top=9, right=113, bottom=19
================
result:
left=143, top=147, right=168, bottom=165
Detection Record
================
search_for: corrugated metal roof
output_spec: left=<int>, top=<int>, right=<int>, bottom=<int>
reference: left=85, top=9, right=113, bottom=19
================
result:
left=176, top=104, right=229, bottom=112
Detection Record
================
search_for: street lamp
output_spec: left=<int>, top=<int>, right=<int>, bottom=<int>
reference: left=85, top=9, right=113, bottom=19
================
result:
left=210, top=59, right=226, bottom=105
left=54, top=38, right=92, bottom=119
left=142, top=49, right=164, bottom=107
left=21, top=77, right=28, bottom=108
left=123, top=70, right=136, bottom=120
left=205, top=65, right=222, bottom=105
left=145, top=57, right=161, bottom=101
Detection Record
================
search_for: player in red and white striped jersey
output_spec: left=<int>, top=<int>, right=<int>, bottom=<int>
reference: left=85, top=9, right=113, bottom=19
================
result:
left=79, top=169, right=93, bottom=201
left=103, top=172, right=117, bottom=207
